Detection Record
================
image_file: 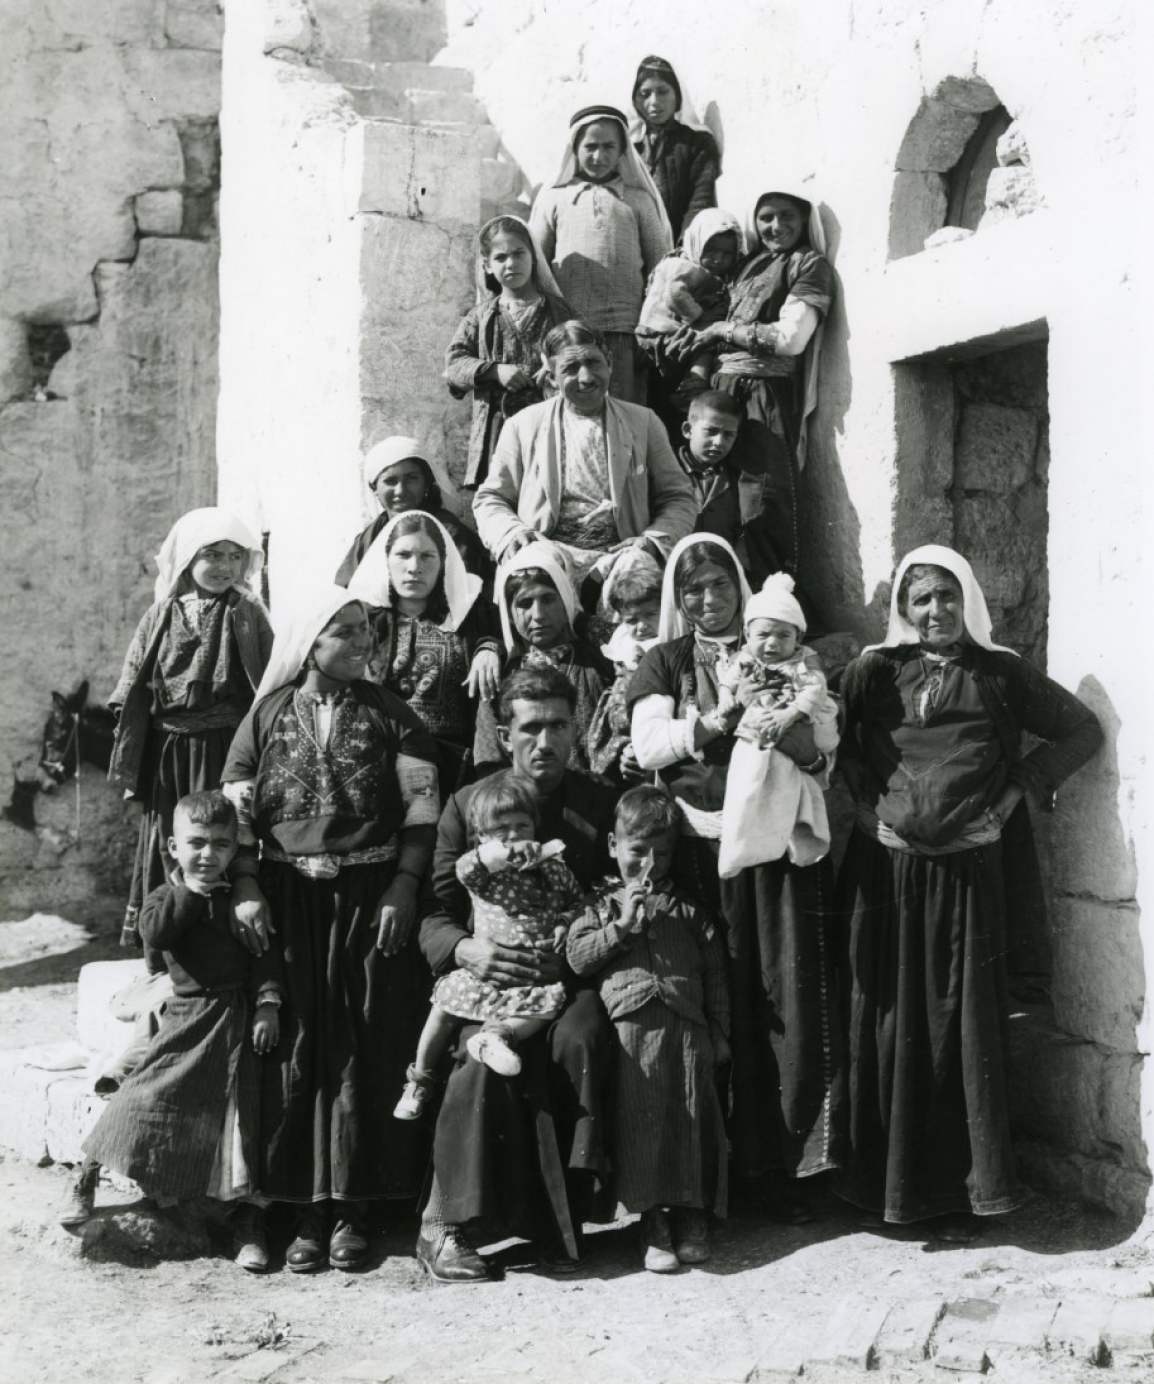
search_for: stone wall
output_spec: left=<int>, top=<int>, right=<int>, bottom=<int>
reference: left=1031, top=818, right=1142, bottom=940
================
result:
left=0, top=1, right=223, bottom=915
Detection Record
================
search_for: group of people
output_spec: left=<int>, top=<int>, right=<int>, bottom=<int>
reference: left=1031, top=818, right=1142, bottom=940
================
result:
left=58, top=57, right=1104, bottom=1285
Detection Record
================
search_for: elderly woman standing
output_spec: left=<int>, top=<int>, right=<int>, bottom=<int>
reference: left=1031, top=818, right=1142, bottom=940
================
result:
left=836, top=546, right=1102, bottom=1241
left=222, top=587, right=440, bottom=1273
left=677, top=184, right=835, bottom=584
left=631, top=56, right=720, bottom=241
left=628, top=534, right=845, bottom=1219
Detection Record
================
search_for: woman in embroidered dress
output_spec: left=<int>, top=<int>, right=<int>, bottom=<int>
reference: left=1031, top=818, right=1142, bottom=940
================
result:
left=630, top=55, right=720, bottom=241
left=628, top=534, right=845, bottom=1221
left=670, top=182, right=835, bottom=584
left=835, top=546, right=1102, bottom=1242
left=473, top=542, right=612, bottom=779
left=346, top=510, right=500, bottom=796
left=334, top=436, right=492, bottom=593
left=221, top=586, right=440, bottom=1274
left=445, top=215, right=573, bottom=492
left=109, top=508, right=272, bottom=947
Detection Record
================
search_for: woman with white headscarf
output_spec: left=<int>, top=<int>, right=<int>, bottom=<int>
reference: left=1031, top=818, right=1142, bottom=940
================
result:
left=108, top=508, right=272, bottom=947
left=627, top=534, right=846, bottom=1228
left=530, top=104, right=673, bottom=403
left=630, top=55, right=721, bottom=241
left=334, top=435, right=492, bottom=594
left=347, top=510, right=500, bottom=794
left=835, top=545, right=1102, bottom=1242
left=672, top=181, right=836, bottom=591
left=221, top=585, right=440, bottom=1273
left=445, top=215, right=574, bottom=491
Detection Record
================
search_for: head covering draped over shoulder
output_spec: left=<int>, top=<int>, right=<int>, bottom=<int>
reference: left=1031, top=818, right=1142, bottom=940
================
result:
left=153, top=508, right=263, bottom=604
left=745, top=572, right=806, bottom=634
left=550, top=104, right=673, bottom=247
left=362, top=435, right=459, bottom=516
left=744, top=181, right=828, bottom=260
left=868, top=544, right=1017, bottom=655
left=253, top=585, right=366, bottom=705
left=682, top=208, right=744, bottom=268
left=475, top=214, right=565, bottom=303
left=657, top=533, right=754, bottom=644
left=494, top=540, right=580, bottom=653
left=346, top=509, right=482, bottom=633
left=628, top=55, right=722, bottom=162
left=632, top=55, right=683, bottom=111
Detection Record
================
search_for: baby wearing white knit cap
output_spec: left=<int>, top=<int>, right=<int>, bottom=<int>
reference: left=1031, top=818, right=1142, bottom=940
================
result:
left=716, top=573, right=839, bottom=752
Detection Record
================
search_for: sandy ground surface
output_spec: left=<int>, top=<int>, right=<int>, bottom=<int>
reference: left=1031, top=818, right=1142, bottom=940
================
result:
left=2, top=910, right=1153, bottom=1384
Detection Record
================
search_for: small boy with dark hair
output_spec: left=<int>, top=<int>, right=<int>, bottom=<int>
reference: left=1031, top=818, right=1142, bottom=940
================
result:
left=62, top=790, right=284, bottom=1272
left=394, top=770, right=584, bottom=1117
left=588, top=550, right=663, bottom=780
left=567, top=786, right=730, bottom=1273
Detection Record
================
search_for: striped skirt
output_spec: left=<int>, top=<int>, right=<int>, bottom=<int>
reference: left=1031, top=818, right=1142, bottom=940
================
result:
left=612, top=999, right=727, bottom=1217
left=83, top=990, right=256, bottom=1201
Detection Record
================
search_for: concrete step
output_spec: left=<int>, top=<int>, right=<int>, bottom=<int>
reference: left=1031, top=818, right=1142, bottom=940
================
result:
left=0, top=1043, right=103, bottom=1165
left=78, top=958, right=149, bottom=1053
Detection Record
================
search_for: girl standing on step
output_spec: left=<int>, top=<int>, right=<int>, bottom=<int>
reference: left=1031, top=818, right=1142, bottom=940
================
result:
left=108, top=508, right=272, bottom=949
left=445, top=215, right=573, bottom=491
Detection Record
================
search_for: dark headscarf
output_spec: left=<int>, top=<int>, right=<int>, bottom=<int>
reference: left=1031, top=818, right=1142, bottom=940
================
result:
left=632, top=56, right=683, bottom=117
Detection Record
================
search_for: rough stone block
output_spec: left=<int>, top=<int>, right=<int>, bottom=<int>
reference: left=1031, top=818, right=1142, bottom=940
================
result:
left=77, top=959, right=149, bottom=1052
left=357, top=121, right=484, bottom=225
left=896, top=98, right=981, bottom=172
left=1046, top=1295, right=1109, bottom=1365
left=0, top=1045, right=88, bottom=1162
left=122, top=49, right=221, bottom=122
left=135, top=191, right=184, bottom=236
left=931, top=76, right=1001, bottom=114
left=955, top=402, right=1037, bottom=492
left=953, top=496, right=1032, bottom=606
left=165, top=0, right=224, bottom=51
left=932, top=1299, right=997, bottom=1373
left=313, top=0, right=447, bottom=63
left=996, top=120, right=1031, bottom=167
left=261, top=0, right=313, bottom=56
left=406, top=89, right=486, bottom=125
left=873, top=1298, right=945, bottom=1367
left=808, top=1294, right=890, bottom=1369
left=1104, top=1298, right=1154, bottom=1354
left=984, top=1295, right=1058, bottom=1355
left=46, top=1073, right=106, bottom=1164
left=481, top=157, right=521, bottom=204
left=888, top=172, right=948, bottom=259
left=934, top=1340, right=989, bottom=1372
left=0, top=318, right=33, bottom=402
left=1049, top=896, right=1143, bottom=1051
left=982, top=166, right=1042, bottom=223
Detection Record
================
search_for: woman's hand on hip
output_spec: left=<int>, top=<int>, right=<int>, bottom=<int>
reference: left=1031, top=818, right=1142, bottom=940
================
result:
left=230, top=878, right=274, bottom=955
left=465, top=648, right=501, bottom=701
left=375, top=874, right=418, bottom=955
left=989, top=783, right=1026, bottom=827
left=455, top=936, right=557, bottom=986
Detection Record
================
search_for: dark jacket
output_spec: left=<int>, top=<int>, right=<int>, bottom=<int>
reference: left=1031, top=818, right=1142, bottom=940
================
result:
left=634, top=120, right=720, bottom=241
left=140, top=880, right=283, bottom=999
left=107, top=590, right=273, bottom=796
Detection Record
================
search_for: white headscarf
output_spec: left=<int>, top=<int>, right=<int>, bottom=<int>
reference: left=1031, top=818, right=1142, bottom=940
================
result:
left=153, top=508, right=263, bottom=604
left=362, top=435, right=458, bottom=516
left=681, top=208, right=744, bottom=267
left=550, top=105, right=674, bottom=249
left=657, top=533, right=754, bottom=644
left=475, top=214, right=565, bottom=303
left=345, top=509, right=482, bottom=633
left=253, top=585, right=366, bottom=705
left=867, top=544, right=1017, bottom=655
left=495, top=540, right=579, bottom=653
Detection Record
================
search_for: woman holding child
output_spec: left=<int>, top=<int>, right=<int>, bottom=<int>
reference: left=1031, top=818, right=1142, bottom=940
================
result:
left=628, top=534, right=845, bottom=1220
left=835, top=546, right=1102, bottom=1241
left=222, top=586, right=440, bottom=1273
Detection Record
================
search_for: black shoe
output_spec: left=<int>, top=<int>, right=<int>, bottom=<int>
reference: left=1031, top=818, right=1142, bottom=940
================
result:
left=415, top=1226, right=489, bottom=1284
left=286, top=1206, right=327, bottom=1273
left=929, top=1212, right=982, bottom=1244
left=329, top=1212, right=370, bottom=1271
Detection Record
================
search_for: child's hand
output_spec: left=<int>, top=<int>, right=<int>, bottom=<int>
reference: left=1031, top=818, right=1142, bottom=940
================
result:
left=618, top=880, right=650, bottom=935
left=551, top=923, right=568, bottom=953
left=477, top=839, right=511, bottom=870
left=252, top=1003, right=279, bottom=1054
left=507, top=840, right=543, bottom=869
left=619, top=743, right=647, bottom=783
left=497, top=364, right=533, bottom=392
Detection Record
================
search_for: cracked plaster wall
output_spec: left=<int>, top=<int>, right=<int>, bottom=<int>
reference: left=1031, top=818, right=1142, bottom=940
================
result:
left=0, top=0, right=223, bottom=912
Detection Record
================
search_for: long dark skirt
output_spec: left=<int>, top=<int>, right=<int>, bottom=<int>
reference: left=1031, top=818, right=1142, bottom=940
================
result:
left=613, top=1000, right=727, bottom=1216
left=434, top=988, right=615, bottom=1252
left=677, top=836, right=844, bottom=1181
left=714, top=374, right=801, bottom=584
left=84, top=990, right=255, bottom=1201
left=258, top=859, right=429, bottom=1204
left=124, top=724, right=236, bottom=945
left=835, top=829, right=1023, bottom=1222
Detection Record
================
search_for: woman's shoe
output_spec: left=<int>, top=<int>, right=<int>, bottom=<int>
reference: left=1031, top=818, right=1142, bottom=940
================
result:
left=929, top=1212, right=982, bottom=1244
left=640, top=1208, right=680, bottom=1274
left=465, top=1029, right=521, bottom=1077
left=231, top=1204, right=269, bottom=1273
left=286, top=1206, right=327, bottom=1273
left=329, top=1210, right=370, bottom=1271
left=671, top=1207, right=710, bottom=1265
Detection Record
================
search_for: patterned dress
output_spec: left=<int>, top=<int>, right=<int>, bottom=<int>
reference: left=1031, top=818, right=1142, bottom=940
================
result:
left=432, top=844, right=583, bottom=1022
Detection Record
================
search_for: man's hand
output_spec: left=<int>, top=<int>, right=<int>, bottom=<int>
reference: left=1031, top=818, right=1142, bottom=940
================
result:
left=375, top=873, right=419, bottom=955
left=497, top=364, right=533, bottom=391
left=455, top=936, right=563, bottom=986
left=252, top=1003, right=280, bottom=1054
left=502, top=530, right=540, bottom=560
left=230, top=877, right=273, bottom=955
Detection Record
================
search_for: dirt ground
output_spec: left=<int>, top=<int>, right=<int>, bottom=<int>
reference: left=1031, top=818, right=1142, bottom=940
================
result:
left=2, top=911, right=1153, bottom=1384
